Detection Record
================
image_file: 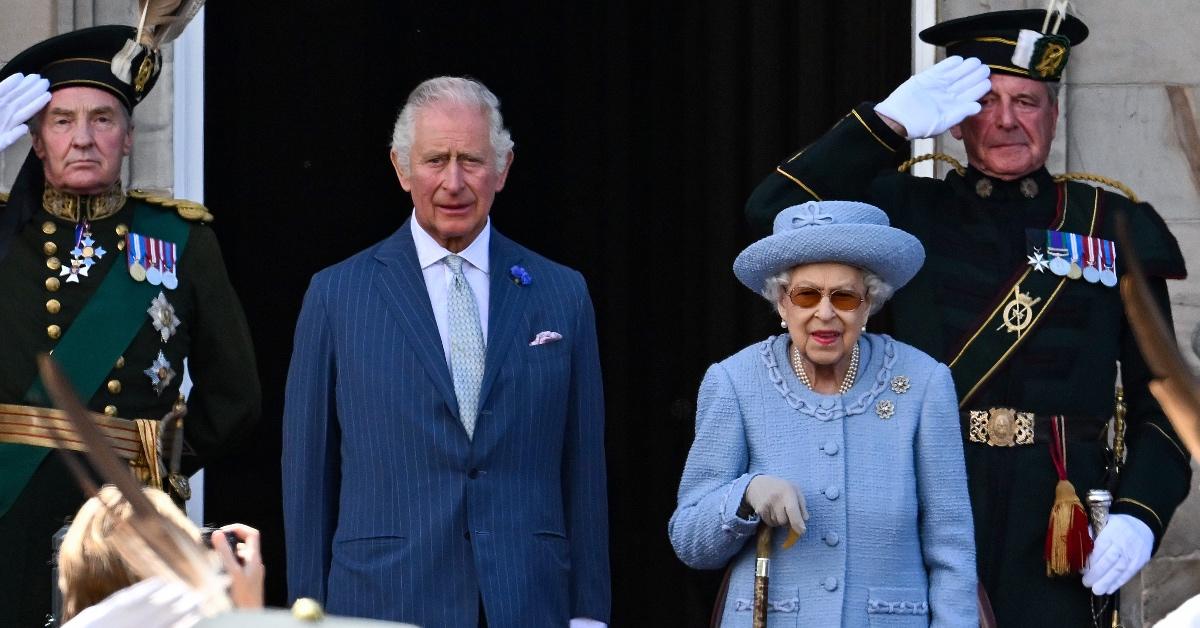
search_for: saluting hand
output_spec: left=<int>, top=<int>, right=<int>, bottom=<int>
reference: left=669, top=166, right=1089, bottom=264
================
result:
left=0, top=73, right=51, bottom=151
left=875, top=56, right=992, bottom=140
left=743, top=475, right=810, bottom=539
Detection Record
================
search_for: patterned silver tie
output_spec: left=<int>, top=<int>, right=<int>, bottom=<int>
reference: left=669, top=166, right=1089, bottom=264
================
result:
left=444, top=254, right=485, bottom=439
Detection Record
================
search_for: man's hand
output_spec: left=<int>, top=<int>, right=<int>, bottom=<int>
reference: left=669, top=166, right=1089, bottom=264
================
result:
left=1081, top=514, right=1154, bottom=595
left=0, top=73, right=51, bottom=151
left=743, top=475, right=809, bottom=538
left=212, top=523, right=265, bottom=609
left=875, top=56, right=992, bottom=140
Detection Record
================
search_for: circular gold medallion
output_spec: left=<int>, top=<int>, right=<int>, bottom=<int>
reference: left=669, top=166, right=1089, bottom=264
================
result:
left=45, top=277, right=61, bottom=291
left=42, top=221, right=57, bottom=235
left=129, top=262, right=147, bottom=282
left=82, top=246, right=94, bottom=257
left=1068, top=262, right=1083, bottom=280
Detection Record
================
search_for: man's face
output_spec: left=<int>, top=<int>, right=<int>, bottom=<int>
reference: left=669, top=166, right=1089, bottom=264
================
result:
left=951, top=74, right=1058, bottom=180
left=31, top=87, right=132, bottom=194
left=390, top=101, right=513, bottom=253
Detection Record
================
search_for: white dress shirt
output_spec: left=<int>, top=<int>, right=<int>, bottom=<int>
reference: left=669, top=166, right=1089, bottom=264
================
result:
left=411, top=212, right=491, bottom=363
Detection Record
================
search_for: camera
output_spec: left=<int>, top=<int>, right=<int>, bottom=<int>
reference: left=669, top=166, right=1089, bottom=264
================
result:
left=200, top=527, right=244, bottom=565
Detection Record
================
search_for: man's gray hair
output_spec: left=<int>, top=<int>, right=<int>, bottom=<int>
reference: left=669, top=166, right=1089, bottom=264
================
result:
left=761, top=267, right=895, bottom=315
left=390, top=76, right=514, bottom=176
left=1044, top=81, right=1061, bottom=103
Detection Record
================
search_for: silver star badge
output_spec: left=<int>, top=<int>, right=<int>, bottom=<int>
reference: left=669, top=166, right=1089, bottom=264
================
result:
left=60, top=259, right=89, bottom=283
left=144, top=350, right=176, bottom=395
left=147, top=291, right=180, bottom=343
left=876, top=399, right=895, bottom=420
left=1027, top=248, right=1050, bottom=273
left=890, top=376, right=910, bottom=394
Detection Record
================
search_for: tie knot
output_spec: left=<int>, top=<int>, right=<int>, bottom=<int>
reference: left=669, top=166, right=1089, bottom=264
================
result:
left=444, top=254, right=465, bottom=275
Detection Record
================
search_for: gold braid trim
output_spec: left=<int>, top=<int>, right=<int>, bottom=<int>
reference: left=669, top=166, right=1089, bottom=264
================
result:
left=128, top=189, right=214, bottom=223
left=1053, top=172, right=1141, bottom=203
left=1114, top=497, right=1164, bottom=530
left=898, top=153, right=966, bottom=176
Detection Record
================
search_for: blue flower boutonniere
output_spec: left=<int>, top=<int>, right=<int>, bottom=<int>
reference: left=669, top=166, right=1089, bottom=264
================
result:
left=510, top=265, right=532, bottom=286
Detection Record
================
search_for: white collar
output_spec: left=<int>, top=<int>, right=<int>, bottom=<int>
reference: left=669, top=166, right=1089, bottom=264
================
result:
left=411, top=211, right=491, bottom=274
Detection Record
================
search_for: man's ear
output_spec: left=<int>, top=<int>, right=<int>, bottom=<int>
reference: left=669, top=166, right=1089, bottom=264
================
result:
left=389, top=149, right=412, bottom=192
left=494, top=150, right=514, bottom=192
left=950, top=124, right=964, bottom=141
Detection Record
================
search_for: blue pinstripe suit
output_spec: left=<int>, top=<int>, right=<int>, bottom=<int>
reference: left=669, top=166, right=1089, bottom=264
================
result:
left=282, top=219, right=610, bottom=627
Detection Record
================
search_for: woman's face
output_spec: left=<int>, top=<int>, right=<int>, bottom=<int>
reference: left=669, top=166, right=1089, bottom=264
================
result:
left=776, top=262, right=870, bottom=367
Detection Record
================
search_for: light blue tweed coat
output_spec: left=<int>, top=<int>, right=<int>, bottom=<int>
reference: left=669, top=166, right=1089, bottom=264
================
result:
left=669, top=333, right=977, bottom=627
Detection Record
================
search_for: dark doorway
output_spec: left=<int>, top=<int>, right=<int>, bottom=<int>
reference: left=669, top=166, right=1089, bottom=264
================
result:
left=204, top=2, right=910, bottom=625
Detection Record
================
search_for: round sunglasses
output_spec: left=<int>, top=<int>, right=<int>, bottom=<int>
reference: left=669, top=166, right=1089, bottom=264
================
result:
left=787, top=287, right=865, bottom=311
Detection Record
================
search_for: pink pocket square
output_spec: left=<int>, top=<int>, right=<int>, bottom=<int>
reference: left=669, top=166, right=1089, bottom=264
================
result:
left=529, top=331, right=563, bottom=346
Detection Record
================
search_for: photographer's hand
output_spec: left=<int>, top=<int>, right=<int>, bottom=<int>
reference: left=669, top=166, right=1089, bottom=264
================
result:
left=212, top=523, right=265, bottom=609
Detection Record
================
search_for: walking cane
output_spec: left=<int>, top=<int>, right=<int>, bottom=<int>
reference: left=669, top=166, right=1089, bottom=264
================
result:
left=753, top=525, right=772, bottom=628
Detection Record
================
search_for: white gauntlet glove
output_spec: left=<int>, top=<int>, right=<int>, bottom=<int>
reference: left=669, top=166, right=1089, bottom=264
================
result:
left=875, top=56, right=992, bottom=140
left=1081, top=514, right=1154, bottom=595
left=743, top=475, right=809, bottom=538
left=0, top=73, right=51, bottom=151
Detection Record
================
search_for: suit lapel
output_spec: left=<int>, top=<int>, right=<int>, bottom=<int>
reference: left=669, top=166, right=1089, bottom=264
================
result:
left=479, top=229, right=526, bottom=409
left=373, top=219, right=459, bottom=416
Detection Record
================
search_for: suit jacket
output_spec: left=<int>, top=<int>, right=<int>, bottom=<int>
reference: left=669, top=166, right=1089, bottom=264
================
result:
left=669, top=334, right=977, bottom=627
left=282, top=219, right=610, bottom=628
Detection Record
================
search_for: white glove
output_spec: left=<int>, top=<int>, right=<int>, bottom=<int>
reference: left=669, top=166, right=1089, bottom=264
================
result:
left=1081, top=514, right=1154, bottom=595
left=0, top=72, right=52, bottom=151
left=743, top=475, right=809, bottom=538
left=874, top=56, right=992, bottom=140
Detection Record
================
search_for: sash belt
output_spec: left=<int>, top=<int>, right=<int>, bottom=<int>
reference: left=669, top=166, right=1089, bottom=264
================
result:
left=963, top=407, right=1107, bottom=447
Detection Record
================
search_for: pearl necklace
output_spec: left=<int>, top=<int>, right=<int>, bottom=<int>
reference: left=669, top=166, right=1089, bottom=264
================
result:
left=790, top=343, right=859, bottom=395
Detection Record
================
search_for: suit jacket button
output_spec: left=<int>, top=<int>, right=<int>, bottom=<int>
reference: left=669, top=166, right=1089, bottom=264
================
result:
left=822, top=576, right=838, bottom=591
left=468, top=468, right=480, bottom=479
left=822, top=440, right=839, bottom=455
left=824, top=486, right=840, bottom=500
left=463, top=530, right=471, bottom=541
left=824, top=532, right=840, bottom=546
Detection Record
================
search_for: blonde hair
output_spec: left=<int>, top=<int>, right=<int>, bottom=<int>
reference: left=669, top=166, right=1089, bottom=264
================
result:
left=57, top=485, right=202, bottom=622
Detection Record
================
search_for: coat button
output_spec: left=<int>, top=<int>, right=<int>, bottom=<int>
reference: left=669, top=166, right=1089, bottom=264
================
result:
left=42, top=221, right=57, bottom=235
left=46, top=277, right=61, bottom=292
left=104, top=405, right=118, bottom=416
left=115, top=223, right=129, bottom=237
left=107, top=379, right=122, bottom=394
left=46, top=299, right=61, bottom=314
left=46, top=257, right=61, bottom=271
left=463, top=530, right=471, bottom=540
left=47, top=324, right=61, bottom=340
left=822, top=440, right=839, bottom=455
left=824, top=532, right=840, bottom=546
left=114, top=356, right=125, bottom=369
left=43, top=242, right=57, bottom=256
left=468, top=468, right=480, bottom=479
left=824, top=486, right=840, bottom=500
left=822, top=576, right=839, bottom=591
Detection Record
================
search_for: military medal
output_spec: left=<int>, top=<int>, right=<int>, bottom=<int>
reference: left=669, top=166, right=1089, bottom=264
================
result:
left=145, top=237, right=163, bottom=286
left=147, top=291, right=180, bottom=343
left=126, top=233, right=147, bottom=282
left=60, top=258, right=89, bottom=283
left=144, top=350, right=176, bottom=395
left=1047, top=230, right=1070, bottom=276
left=1099, top=239, right=1118, bottom=287
left=161, top=241, right=179, bottom=290
left=1026, top=247, right=1050, bottom=273
left=1066, top=232, right=1083, bottom=280
left=1081, top=236, right=1100, bottom=283
left=997, top=285, right=1043, bottom=337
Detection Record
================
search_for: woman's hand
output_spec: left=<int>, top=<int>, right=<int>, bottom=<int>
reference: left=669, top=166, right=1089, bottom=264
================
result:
left=211, top=523, right=265, bottom=609
left=743, top=475, right=809, bottom=538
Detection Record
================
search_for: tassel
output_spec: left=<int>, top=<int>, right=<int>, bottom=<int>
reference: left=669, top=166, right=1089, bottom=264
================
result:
left=1044, top=479, right=1093, bottom=575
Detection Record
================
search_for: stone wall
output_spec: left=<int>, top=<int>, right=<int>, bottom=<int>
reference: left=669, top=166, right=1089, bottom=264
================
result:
left=935, top=2, right=1200, bottom=626
left=0, top=0, right=174, bottom=194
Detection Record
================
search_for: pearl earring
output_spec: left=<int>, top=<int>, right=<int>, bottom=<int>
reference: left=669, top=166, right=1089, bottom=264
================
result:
left=780, top=320, right=788, bottom=329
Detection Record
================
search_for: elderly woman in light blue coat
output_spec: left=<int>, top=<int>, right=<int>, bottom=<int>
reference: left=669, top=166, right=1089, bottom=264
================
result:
left=669, top=201, right=977, bottom=627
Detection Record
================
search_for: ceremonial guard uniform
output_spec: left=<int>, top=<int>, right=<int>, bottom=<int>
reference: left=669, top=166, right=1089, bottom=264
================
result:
left=745, top=10, right=1191, bottom=627
left=0, top=26, right=259, bottom=627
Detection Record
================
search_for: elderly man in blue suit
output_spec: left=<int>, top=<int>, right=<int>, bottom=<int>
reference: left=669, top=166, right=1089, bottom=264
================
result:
left=282, top=76, right=610, bottom=628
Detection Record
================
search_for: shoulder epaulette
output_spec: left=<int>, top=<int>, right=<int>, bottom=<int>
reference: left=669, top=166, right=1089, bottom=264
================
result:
left=128, top=189, right=214, bottom=223
left=1052, top=172, right=1140, bottom=203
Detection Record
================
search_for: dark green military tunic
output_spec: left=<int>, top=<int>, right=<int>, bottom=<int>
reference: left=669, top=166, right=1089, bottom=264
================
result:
left=0, top=189, right=260, bottom=627
left=746, top=103, right=1192, bottom=627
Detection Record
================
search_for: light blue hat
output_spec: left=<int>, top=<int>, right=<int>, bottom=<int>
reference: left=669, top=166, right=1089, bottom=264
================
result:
left=733, top=200, right=925, bottom=294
